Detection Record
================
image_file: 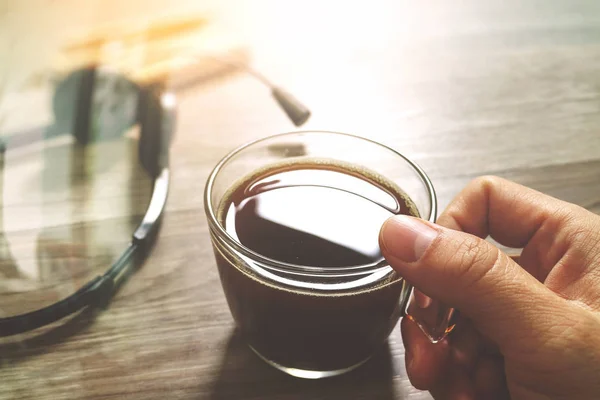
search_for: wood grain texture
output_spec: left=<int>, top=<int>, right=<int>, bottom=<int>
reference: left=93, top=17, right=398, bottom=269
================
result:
left=2, top=0, right=600, bottom=399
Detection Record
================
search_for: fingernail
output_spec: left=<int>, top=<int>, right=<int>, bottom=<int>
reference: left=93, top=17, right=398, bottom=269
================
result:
left=414, top=290, right=433, bottom=309
left=381, top=215, right=438, bottom=262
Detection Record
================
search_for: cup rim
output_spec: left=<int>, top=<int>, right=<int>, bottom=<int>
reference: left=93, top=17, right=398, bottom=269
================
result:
left=204, top=130, right=437, bottom=278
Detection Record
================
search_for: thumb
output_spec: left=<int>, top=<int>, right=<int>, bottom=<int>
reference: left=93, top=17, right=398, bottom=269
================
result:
left=380, top=215, right=561, bottom=349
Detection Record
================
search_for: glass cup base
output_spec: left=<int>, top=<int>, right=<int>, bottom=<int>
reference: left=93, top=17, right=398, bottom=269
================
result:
left=249, top=345, right=372, bottom=379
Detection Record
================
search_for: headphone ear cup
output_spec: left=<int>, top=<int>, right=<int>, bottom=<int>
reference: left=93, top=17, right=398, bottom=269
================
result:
left=55, top=67, right=140, bottom=145
left=137, top=84, right=174, bottom=177
left=51, top=68, right=88, bottom=140
left=70, top=67, right=96, bottom=146
left=50, top=66, right=96, bottom=145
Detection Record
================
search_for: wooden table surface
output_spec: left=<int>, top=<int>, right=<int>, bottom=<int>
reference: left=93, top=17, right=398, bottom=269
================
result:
left=2, top=1, right=600, bottom=399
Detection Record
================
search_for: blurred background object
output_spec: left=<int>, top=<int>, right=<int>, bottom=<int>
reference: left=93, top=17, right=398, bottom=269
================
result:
left=0, top=0, right=247, bottom=134
left=0, top=0, right=246, bottom=316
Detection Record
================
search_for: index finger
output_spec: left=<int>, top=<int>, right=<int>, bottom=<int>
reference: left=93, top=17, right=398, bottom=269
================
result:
left=437, top=176, right=579, bottom=248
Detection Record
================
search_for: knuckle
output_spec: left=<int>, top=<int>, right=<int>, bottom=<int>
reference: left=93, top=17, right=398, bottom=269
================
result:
left=556, top=208, right=600, bottom=251
left=444, top=234, right=501, bottom=291
left=563, top=217, right=600, bottom=268
left=564, top=224, right=592, bottom=247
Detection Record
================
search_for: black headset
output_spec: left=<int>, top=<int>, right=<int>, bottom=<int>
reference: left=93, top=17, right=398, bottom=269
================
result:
left=0, top=61, right=309, bottom=336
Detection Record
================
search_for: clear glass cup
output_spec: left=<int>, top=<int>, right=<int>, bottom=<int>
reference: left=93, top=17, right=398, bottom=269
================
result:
left=204, top=131, right=455, bottom=379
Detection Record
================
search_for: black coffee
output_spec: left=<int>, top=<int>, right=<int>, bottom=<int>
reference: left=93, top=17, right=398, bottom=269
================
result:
left=214, top=160, right=419, bottom=372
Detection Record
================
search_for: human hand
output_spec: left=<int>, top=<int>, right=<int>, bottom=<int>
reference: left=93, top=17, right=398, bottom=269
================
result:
left=379, top=176, right=600, bottom=400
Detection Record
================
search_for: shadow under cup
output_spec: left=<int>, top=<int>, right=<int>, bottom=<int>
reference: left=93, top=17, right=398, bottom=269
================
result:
left=204, top=131, right=455, bottom=379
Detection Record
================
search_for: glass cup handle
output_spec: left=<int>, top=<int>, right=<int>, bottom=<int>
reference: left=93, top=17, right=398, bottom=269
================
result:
left=404, top=287, right=457, bottom=343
